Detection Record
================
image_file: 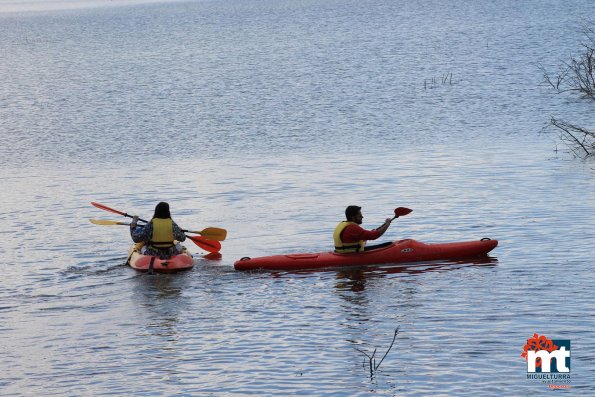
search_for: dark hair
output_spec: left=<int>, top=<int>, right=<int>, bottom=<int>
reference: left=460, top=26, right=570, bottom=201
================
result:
left=153, top=202, right=171, bottom=219
left=345, top=205, right=361, bottom=221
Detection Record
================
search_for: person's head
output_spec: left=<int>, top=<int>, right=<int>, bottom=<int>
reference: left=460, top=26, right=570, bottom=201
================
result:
left=345, top=205, right=363, bottom=224
left=153, top=202, right=171, bottom=219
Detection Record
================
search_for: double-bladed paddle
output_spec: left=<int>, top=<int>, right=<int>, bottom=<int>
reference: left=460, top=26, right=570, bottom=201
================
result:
left=89, top=219, right=227, bottom=241
left=91, top=202, right=223, bottom=252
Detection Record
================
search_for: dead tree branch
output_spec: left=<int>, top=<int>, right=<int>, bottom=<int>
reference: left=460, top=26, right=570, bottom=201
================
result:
left=541, top=22, right=595, bottom=158
left=551, top=117, right=595, bottom=157
left=354, top=326, right=400, bottom=378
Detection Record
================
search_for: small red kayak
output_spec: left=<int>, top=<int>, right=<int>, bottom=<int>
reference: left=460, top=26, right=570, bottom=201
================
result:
left=234, top=238, right=498, bottom=271
left=126, top=244, right=194, bottom=273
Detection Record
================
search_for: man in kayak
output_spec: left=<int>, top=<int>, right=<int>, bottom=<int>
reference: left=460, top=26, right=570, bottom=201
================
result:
left=130, top=202, right=186, bottom=259
left=333, top=205, right=393, bottom=253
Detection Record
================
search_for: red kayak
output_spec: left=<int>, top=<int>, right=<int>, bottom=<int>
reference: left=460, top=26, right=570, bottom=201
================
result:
left=126, top=244, right=194, bottom=273
left=234, top=238, right=498, bottom=271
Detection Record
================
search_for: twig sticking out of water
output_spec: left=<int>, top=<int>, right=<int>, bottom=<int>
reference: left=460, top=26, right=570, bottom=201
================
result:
left=442, top=72, right=452, bottom=84
left=354, top=347, right=377, bottom=377
left=424, top=73, right=453, bottom=89
left=375, top=326, right=400, bottom=369
left=354, top=326, right=400, bottom=377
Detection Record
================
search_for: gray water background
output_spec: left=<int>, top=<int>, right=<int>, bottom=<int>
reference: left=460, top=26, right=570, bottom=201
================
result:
left=1, top=0, right=594, bottom=395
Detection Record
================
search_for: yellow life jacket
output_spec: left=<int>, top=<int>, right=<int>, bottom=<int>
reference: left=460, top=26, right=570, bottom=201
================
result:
left=333, top=221, right=365, bottom=253
left=149, top=218, right=175, bottom=249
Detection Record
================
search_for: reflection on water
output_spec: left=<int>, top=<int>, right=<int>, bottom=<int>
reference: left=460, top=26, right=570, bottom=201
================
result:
left=280, top=256, right=500, bottom=293
left=132, top=274, right=188, bottom=338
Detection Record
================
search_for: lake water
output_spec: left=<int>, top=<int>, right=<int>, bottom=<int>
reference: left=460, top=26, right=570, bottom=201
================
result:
left=1, top=0, right=594, bottom=395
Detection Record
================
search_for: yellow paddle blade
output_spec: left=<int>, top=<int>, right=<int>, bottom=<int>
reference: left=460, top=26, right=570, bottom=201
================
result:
left=90, top=219, right=128, bottom=226
left=90, top=218, right=227, bottom=240
left=186, top=227, right=227, bottom=241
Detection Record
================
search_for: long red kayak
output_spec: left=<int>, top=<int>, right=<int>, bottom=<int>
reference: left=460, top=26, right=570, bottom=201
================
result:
left=126, top=244, right=194, bottom=273
left=234, top=238, right=498, bottom=271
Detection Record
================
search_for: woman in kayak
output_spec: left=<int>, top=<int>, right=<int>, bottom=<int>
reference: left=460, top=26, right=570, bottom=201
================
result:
left=130, top=202, right=186, bottom=259
left=333, top=205, right=393, bottom=253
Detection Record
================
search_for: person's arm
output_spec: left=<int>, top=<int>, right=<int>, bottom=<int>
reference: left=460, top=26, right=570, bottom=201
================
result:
left=130, top=217, right=152, bottom=243
left=172, top=221, right=186, bottom=241
left=373, top=218, right=393, bottom=238
left=342, top=224, right=382, bottom=242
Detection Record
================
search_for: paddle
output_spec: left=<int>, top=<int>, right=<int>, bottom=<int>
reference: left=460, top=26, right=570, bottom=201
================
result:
left=89, top=219, right=227, bottom=241
left=90, top=219, right=129, bottom=226
left=187, top=228, right=227, bottom=241
left=91, top=202, right=222, bottom=252
left=186, top=235, right=222, bottom=252
left=91, top=201, right=147, bottom=222
left=392, top=207, right=412, bottom=219
left=373, top=207, right=412, bottom=234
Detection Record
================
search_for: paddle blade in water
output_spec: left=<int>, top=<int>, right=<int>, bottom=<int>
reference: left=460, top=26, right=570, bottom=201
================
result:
left=203, top=252, right=223, bottom=260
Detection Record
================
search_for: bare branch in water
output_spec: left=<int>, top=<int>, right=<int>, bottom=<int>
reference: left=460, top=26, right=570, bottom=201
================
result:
left=541, top=21, right=595, bottom=157
left=551, top=118, right=595, bottom=157
left=375, top=326, right=400, bottom=370
left=353, top=326, right=400, bottom=377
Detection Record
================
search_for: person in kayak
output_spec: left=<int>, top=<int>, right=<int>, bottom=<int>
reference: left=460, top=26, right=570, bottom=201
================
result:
left=130, top=202, right=186, bottom=259
left=333, top=205, right=393, bottom=253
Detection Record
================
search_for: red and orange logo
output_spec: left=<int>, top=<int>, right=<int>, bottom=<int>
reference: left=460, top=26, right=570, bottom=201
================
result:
left=521, top=333, right=558, bottom=369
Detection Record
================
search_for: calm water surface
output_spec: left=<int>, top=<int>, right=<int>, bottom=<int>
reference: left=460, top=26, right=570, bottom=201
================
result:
left=1, top=0, right=594, bottom=395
